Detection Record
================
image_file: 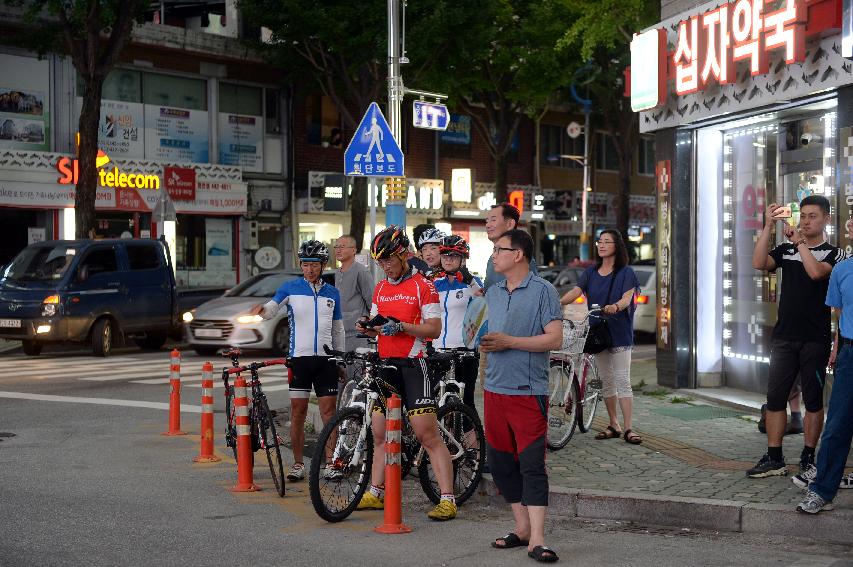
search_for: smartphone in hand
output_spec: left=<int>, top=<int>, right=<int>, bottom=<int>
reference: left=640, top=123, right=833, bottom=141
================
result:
left=772, top=205, right=792, bottom=219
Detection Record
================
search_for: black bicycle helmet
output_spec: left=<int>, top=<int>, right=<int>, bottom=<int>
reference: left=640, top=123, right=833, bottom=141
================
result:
left=439, top=235, right=470, bottom=259
left=416, top=227, right=446, bottom=251
left=298, top=239, right=329, bottom=264
left=371, top=225, right=410, bottom=259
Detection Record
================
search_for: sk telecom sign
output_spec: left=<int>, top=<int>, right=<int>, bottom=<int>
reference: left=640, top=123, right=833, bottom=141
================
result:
left=56, top=136, right=160, bottom=190
left=631, top=0, right=810, bottom=110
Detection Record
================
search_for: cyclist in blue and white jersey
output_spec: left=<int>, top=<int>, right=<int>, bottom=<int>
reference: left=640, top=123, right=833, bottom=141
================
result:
left=433, top=235, right=482, bottom=413
left=249, top=240, right=344, bottom=481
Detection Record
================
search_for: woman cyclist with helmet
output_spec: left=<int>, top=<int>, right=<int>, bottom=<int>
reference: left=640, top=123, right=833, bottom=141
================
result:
left=433, top=235, right=482, bottom=414
left=354, top=225, right=458, bottom=521
left=415, top=226, right=446, bottom=279
left=249, top=240, right=345, bottom=481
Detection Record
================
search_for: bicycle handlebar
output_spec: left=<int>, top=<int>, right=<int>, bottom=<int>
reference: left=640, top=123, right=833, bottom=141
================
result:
left=225, top=358, right=288, bottom=375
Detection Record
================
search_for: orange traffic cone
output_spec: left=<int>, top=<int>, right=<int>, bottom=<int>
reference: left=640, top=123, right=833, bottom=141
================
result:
left=230, top=375, right=259, bottom=492
left=193, top=362, right=221, bottom=463
left=375, top=394, right=411, bottom=534
left=162, top=349, right=186, bottom=436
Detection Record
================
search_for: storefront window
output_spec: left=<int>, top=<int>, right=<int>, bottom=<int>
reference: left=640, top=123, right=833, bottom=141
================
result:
left=175, top=215, right=236, bottom=288
left=722, top=109, right=837, bottom=368
left=143, top=73, right=207, bottom=111
left=219, top=83, right=262, bottom=115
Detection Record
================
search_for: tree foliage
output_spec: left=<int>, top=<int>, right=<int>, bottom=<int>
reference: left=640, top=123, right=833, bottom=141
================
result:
left=557, top=0, right=659, bottom=240
left=5, top=0, right=147, bottom=238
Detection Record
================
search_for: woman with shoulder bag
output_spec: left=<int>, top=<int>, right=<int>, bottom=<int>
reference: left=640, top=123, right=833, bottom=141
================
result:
left=559, top=230, right=642, bottom=444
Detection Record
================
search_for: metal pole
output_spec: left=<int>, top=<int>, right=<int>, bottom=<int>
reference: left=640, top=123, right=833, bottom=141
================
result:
left=385, top=0, right=406, bottom=229
left=580, top=107, right=592, bottom=261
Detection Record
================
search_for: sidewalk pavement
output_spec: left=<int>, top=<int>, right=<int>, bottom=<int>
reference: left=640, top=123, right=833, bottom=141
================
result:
left=474, top=359, right=853, bottom=545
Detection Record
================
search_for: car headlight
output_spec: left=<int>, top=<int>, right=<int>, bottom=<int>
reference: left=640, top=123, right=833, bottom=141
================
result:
left=237, top=314, right=263, bottom=324
left=182, top=311, right=194, bottom=323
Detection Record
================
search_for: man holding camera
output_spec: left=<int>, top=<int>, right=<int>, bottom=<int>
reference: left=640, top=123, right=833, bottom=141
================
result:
left=749, top=196, right=844, bottom=484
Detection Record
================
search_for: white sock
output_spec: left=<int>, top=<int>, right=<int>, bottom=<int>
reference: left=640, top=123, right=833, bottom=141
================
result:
left=440, top=493, right=455, bottom=505
left=369, top=484, right=385, bottom=498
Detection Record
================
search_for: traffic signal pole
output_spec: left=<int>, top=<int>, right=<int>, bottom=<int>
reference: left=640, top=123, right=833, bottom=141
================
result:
left=385, top=0, right=406, bottom=229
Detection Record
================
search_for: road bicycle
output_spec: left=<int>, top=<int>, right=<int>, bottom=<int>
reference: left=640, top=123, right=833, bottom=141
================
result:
left=221, top=348, right=288, bottom=497
left=546, top=307, right=604, bottom=450
left=308, top=345, right=483, bottom=522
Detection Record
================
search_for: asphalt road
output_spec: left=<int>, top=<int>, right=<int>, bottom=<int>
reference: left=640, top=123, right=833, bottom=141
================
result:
left=1, top=348, right=852, bottom=566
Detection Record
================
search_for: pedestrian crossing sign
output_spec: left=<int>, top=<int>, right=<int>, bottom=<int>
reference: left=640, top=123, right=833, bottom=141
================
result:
left=344, top=102, right=404, bottom=177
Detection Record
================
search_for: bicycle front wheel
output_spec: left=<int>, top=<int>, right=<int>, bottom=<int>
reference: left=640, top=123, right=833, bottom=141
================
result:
left=418, top=401, right=485, bottom=505
left=224, top=387, right=238, bottom=461
left=546, top=360, right=579, bottom=450
left=309, top=406, right=373, bottom=522
left=257, top=396, right=285, bottom=497
left=577, top=358, right=602, bottom=433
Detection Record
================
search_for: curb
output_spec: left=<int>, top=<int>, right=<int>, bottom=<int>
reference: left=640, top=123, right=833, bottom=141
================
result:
left=475, top=476, right=853, bottom=546
left=677, top=388, right=763, bottom=414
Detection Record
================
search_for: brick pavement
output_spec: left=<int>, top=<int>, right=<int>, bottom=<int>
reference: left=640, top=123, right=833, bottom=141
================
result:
left=535, top=359, right=853, bottom=508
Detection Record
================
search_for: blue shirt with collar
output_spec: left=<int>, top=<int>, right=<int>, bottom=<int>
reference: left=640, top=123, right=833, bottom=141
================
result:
left=484, top=270, right=562, bottom=396
left=826, top=257, right=853, bottom=340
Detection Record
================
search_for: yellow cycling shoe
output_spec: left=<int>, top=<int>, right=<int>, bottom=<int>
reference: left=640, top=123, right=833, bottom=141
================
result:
left=427, top=499, right=457, bottom=521
left=356, top=492, right=384, bottom=510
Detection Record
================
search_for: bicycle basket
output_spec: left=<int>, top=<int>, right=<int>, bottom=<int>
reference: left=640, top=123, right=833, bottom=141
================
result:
left=559, top=319, right=590, bottom=355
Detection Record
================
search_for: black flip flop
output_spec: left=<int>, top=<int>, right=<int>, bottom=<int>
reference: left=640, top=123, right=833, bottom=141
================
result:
left=595, top=425, right=622, bottom=440
left=492, top=533, right=529, bottom=549
left=528, top=545, right=559, bottom=563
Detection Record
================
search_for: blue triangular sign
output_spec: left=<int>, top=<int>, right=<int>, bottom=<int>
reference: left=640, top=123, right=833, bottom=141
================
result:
left=344, top=102, right=404, bottom=177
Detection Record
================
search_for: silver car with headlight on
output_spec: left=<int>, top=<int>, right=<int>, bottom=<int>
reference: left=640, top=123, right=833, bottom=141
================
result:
left=183, top=269, right=335, bottom=356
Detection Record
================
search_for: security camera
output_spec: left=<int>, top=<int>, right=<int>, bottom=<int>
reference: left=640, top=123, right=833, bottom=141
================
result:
left=801, top=132, right=821, bottom=146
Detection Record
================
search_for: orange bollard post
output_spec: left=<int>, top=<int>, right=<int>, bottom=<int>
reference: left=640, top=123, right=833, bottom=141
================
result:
left=193, top=362, right=221, bottom=463
left=230, top=375, right=260, bottom=492
left=375, top=394, right=411, bottom=534
left=162, top=349, right=186, bottom=436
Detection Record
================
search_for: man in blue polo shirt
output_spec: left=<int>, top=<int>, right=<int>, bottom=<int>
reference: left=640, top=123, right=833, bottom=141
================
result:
left=481, top=229, right=562, bottom=563
left=798, top=231, right=853, bottom=514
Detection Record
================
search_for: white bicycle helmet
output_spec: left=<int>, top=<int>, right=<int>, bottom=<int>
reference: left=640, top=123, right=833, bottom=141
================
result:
left=416, top=227, right=446, bottom=251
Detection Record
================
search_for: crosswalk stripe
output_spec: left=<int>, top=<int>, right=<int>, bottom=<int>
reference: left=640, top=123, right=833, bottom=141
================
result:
left=18, top=365, right=170, bottom=379
left=182, top=377, right=288, bottom=388
left=80, top=373, right=176, bottom=382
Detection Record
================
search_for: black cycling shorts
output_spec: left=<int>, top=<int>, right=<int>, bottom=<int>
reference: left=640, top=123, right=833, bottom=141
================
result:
left=374, top=357, right=437, bottom=417
left=289, top=356, right=338, bottom=399
left=767, top=339, right=830, bottom=413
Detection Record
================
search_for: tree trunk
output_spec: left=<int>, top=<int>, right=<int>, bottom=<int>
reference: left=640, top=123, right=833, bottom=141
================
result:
left=349, top=176, right=368, bottom=252
left=494, top=153, right=509, bottom=204
left=616, top=159, right=631, bottom=241
left=76, top=79, right=103, bottom=239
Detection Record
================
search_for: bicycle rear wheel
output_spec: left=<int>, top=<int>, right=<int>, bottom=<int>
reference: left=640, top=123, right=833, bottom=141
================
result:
left=546, top=360, right=579, bottom=450
left=224, top=386, right=238, bottom=461
left=577, top=358, right=602, bottom=433
left=309, top=406, right=373, bottom=522
left=418, top=401, right=484, bottom=505
left=400, top=419, right=417, bottom=479
left=257, top=396, right=285, bottom=497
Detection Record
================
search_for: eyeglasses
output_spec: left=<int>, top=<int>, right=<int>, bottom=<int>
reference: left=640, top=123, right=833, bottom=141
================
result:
left=596, top=240, right=615, bottom=246
left=376, top=258, right=396, bottom=267
left=492, top=246, right=519, bottom=255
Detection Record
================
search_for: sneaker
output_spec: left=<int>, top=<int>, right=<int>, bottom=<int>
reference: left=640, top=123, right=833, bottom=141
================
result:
left=796, top=490, right=834, bottom=514
left=746, top=454, right=788, bottom=478
left=792, top=462, right=817, bottom=489
left=323, top=465, right=344, bottom=481
left=286, top=462, right=305, bottom=481
left=356, top=492, right=384, bottom=510
left=427, top=499, right=457, bottom=521
left=839, top=472, right=853, bottom=489
left=757, top=404, right=767, bottom=434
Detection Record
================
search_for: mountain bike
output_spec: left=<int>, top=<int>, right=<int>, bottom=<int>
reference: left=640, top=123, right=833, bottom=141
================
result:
left=417, top=347, right=485, bottom=505
left=308, top=346, right=484, bottom=522
left=221, top=348, right=288, bottom=497
left=546, top=307, right=603, bottom=450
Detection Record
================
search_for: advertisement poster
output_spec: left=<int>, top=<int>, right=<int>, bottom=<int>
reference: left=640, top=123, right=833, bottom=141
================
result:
left=76, top=98, right=145, bottom=158
left=218, top=113, right=263, bottom=172
left=0, top=54, right=50, bottom=151
left=144, top=105, right=209, bottom=162
left=205, top=218, right=233, bottom=272
left=656, top=160, right=671, bottom=351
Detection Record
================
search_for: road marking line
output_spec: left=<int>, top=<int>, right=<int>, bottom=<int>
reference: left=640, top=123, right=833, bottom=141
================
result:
left=80, top=373, right=180, bottom=382
left=22, top=366, right=170, bottom=379
left=0, top=390, right=202, bottom=412
left=182, top=377, right=288, bottom=388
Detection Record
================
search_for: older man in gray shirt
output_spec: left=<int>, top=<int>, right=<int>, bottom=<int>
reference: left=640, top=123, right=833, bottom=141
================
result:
left=481, top=228, right=562, bottom=563
left=334, top=235, right=374, bottom=352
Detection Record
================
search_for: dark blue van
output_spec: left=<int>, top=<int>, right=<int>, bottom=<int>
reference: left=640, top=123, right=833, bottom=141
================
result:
left=0, top=239, right=179, bottom=356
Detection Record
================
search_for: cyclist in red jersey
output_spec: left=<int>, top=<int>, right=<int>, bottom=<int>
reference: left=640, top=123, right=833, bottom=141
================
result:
left=355, top=225, right=457, bottom=521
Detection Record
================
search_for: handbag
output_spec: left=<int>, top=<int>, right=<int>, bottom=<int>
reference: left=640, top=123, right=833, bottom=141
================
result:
left=583, top=268, right=620, bottom=354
